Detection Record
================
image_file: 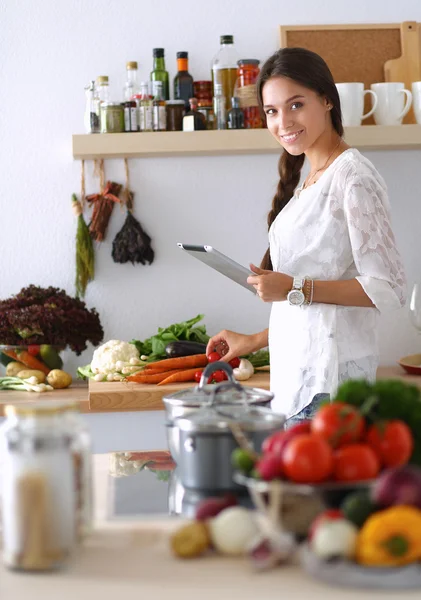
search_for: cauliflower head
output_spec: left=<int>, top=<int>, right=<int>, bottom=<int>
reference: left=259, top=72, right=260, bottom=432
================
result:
left=91, top=340, right=139, bottom=374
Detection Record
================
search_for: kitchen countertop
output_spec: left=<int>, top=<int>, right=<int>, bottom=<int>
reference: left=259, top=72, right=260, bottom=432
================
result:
left=0, top=451, right=417, bottom=600
left=0, top=365, right=420, bottom=416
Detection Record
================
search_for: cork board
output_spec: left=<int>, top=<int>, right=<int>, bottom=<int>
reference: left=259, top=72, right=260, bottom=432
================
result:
left=279, top=24, right=403, bottom=124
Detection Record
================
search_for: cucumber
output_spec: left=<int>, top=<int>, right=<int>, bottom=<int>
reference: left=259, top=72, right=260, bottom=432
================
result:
left=165, top=340, right=207, bottom=358
left=0, top=352, right=14, bottom=367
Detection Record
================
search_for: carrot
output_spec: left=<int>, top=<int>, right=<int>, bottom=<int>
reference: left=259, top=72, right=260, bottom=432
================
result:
left=157, top=368, right=199, bottom=386
left=14, top=350, right=50, bottom=375
left=126, top=368, right=188, bottom=384
left=2, top=349, right=19, bottom=362
left=144, top=354, right=208, bottom=372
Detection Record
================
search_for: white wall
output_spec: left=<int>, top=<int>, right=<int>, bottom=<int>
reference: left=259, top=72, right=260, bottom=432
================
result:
left=1, top=0, right=421, bottom=375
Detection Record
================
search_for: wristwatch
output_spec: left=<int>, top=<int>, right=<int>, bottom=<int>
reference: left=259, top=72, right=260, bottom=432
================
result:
left=287, top=276, right=306, bottom=306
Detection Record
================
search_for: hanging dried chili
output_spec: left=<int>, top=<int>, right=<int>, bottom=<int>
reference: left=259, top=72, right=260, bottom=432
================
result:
left=72, top=194, right=94, bottom=298
left=86, top=181, right=122, bottom=242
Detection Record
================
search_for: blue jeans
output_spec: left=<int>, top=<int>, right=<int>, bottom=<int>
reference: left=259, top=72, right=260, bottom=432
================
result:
left=285, top=393, right=330, bottom=429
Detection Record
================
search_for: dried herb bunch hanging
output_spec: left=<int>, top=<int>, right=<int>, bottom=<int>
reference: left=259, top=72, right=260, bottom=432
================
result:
left=72, top=193, right=94, bottom=298
left=86, top=180, right=122, bottom=241
left=112, top=159, right=155, bottom=265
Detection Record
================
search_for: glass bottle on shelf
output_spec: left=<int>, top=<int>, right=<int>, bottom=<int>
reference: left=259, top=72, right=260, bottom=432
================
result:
left=227, top=97, right=244, bottom=129
left=84, top=80, right=100, bottom=133
left=96, top=76, right=110, bottom=105
left=213, top=83, right=227, bottom=130
left=174, top=51, right=194, bottom=110
left=182, top=98, right=207, bottom=131
left=237, top=59, right=262, bottom=128
left=152, top=80, right=167, bottom=131
left=211, top=35, right=239, bottom=112
left=124, top=61, right=140, bottom=100
left=151, top=48, right=169, bottom=101
left=136, top=81, right=153, bottom=132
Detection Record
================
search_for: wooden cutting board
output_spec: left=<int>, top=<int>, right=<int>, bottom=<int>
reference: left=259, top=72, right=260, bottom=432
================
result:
left=88, top=371, right=271, bottom=412
left=384, top=21, right=421, bottom=123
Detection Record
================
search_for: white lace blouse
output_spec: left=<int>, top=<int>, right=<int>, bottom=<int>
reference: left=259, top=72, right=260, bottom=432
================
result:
left=268, top=148, right=406, bottom=418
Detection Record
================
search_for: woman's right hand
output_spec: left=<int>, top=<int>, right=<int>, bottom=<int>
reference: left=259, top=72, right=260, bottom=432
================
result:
left=206, top=330, right=259, bottom=363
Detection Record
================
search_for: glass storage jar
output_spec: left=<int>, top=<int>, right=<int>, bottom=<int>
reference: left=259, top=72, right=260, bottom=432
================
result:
left=100, top=102, right=125, bottom=133
left=0, top=402, right=76, bottom=571
left=237, top=59, right=262, bottom=128
left=165, top=100, right=185, bottom=131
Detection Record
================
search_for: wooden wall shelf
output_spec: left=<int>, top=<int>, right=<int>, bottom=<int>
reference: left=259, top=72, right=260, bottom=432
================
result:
left=72, top=125, right=421, bottom=159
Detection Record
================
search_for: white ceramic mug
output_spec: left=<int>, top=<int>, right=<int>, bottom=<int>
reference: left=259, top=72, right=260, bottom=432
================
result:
left=336, top=83, right=378, bottom=126
left=412, top=81, right=421, bottom=124
left=370, top=82, right=412, bottom=125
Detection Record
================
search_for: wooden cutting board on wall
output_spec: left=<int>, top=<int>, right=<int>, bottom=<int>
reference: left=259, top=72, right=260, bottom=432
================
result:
left=384, top=21, right=421, bottom=123
left=279, top=22, right=421, bottom=124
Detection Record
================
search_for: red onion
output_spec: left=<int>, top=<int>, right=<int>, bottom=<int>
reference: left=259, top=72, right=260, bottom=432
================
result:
left=372, top=466, right=421, bottom=508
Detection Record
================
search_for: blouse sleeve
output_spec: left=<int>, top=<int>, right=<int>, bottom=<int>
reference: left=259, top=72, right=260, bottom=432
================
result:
left=343, top=171, right=407, bottom=312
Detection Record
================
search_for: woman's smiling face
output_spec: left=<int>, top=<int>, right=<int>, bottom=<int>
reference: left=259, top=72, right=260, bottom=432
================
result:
left=262, top=76, right=332, bottom=155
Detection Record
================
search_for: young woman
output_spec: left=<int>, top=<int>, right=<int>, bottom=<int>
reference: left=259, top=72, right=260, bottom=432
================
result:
left=206, top=48, right=407, bottom=425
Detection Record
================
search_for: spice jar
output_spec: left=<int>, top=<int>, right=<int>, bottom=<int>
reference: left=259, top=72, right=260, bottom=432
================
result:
left=166, top=100, right=185, bottom=131
left=194, top=80, right=213, bottom=103
left=0, top=402, right=76, bottom=571
left=236, top=59, right=262, bottom=129
left=60, top=401, right=93, bottom=540
left=100, top=102, right=125, bottom=133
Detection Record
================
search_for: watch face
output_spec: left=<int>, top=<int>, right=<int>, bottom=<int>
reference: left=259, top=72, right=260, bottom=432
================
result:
left=288, top=290, right=305, bottom=306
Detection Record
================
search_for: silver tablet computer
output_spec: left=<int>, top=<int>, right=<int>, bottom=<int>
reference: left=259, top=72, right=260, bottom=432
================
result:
left=177, top=243, right=256, bottom=294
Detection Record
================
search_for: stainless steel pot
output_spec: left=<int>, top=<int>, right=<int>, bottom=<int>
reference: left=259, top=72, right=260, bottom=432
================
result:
left=163, top=362, right=274, bottom=462
left=173, top=372, right=285, bottom=492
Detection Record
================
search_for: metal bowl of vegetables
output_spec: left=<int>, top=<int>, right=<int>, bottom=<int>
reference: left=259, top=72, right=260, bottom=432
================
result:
left=234, top=472, right=374, bottom=538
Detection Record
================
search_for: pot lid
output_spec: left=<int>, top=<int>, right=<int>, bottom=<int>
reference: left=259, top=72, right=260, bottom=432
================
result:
left=163, top=384, right=273, bottom=408
left=174, top=404, right=285, bottom=434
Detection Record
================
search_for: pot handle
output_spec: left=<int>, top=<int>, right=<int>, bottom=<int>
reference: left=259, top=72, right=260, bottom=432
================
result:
left=197, top=360, right=238, bottom=389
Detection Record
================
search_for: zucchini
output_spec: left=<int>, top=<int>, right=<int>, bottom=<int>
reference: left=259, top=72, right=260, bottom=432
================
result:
left=0, top=352, right=14, bottom=367
left=165, top=340, right=207, bottom=358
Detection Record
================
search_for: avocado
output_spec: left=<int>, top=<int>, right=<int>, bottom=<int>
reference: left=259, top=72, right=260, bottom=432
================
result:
left=341, top=489, right=376, bottom=528
left=39, top=345, right=63, bottom=370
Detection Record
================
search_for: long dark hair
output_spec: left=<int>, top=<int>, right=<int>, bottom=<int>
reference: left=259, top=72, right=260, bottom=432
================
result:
left=258, top=47, right=344, bottom=270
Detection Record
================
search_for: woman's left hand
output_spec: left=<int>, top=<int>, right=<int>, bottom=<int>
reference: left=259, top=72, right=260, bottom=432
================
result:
left=247, top=264, right=293, bottom=302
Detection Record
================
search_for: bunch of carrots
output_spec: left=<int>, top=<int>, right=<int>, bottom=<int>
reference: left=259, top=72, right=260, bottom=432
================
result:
left=126, top=354, right=209, bottom=386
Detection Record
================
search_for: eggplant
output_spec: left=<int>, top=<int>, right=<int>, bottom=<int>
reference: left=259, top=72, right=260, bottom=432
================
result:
left=165, top=340, right=207, bottom=358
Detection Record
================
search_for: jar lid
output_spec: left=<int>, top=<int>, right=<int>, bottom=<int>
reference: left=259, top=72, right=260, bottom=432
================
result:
left=174, top=404, right=284, bottom=434
left=101, top=102, right=123, bottom=107
left=237, top=59, right=260, bottom=67
left=220, top=35, right=234, bottom=45
left=194, top=80, right=212, bottom=86
left=126, top=61, right=138, bottom=70
left=5, top=400, right=74, bottom=418
left=96, top=75, right=109, bottom=83
left=166, top=100, right=185, bottom=105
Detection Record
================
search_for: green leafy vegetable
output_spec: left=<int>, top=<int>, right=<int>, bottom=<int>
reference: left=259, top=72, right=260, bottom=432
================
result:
left=243, top=349, right=270, bottom=369
left=77, top=364, right=96, bottom=380
left=130, top=314, right=210, bottom=362
left=334, top=378, right=421, bottom=466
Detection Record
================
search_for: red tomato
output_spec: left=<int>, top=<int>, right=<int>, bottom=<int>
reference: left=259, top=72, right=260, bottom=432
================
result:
left=207, top=352, right=221, bottom=364
left=308, top=509, right=343, bottom=541
left=27, top=345, right=40, bottom=356
left=194, top=370, right=203, bottom=383
left=255, top=453, right=284, bottom=481
left=229, top=357, right=241, bottom=369
left=311, top=403, right=365, bottom=448
left=282, top=434, right=334, bottom=484
left=262, top=421, right=311, bottom=455
left=333, top=443, right=380, bottom=482
left=210, top=370, right=226, bottom=383
left=365, top=420, right=413, bottom=468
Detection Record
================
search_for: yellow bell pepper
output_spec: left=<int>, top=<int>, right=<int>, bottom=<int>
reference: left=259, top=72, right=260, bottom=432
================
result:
left=356, top=506, right=421, bottom=567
